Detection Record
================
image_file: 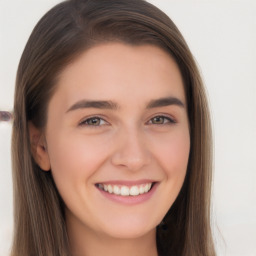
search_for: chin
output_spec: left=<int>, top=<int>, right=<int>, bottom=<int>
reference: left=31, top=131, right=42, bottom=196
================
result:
left=99, top=217, right=157, bottom=240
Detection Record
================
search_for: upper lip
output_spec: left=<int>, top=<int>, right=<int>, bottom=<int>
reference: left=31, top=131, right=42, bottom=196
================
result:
left=95, top=179, right=156, bottom=186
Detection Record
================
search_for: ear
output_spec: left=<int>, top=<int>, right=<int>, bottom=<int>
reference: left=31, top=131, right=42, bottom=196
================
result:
left=28, top=121, right=51, bottom=171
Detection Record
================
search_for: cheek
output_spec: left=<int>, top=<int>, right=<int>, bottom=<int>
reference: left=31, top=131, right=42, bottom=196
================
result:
left=46, top=133, right=111, bottom=185
left=151, top=128, right=190, bottom=177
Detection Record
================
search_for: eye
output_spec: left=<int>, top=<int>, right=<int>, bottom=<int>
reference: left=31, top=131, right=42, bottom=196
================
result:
left=79, top=116, right=108, bottom=127
left=148, top=115, right=176, bottom=125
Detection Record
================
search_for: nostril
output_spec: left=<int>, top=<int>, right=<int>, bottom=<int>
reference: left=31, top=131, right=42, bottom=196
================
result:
left=111, top=153, right=150, bottom=171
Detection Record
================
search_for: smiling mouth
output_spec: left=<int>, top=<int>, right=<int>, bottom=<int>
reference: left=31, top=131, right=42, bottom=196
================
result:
left=96, top=182, right=154, bottom=196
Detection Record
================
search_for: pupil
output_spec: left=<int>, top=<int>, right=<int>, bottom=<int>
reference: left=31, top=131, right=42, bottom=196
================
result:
left=90, top=118, right=99, bottom=125
left=154, top=117, right=163, bottom=124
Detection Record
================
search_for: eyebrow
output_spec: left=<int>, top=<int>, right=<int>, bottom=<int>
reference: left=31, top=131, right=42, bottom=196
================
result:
left=146, top=97, right=185, bottom=109
left=66, top=100, right=119, bottom=112
left=66, top=96, right=185, bottom=113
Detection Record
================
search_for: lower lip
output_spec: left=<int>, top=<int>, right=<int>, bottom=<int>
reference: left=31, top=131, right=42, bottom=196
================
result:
left=96, top=183, right=158, bottom=205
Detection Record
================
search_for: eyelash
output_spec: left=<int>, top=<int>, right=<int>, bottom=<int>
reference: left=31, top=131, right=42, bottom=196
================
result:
left=79, top=116, right=108, bottom=127
left=79, top=115, right=176, bottom=128
left=147, top=115, right=176, bottom=125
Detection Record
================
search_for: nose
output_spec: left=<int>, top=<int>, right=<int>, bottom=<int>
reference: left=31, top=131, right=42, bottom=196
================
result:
left=111, top=128, right=151, bottom=172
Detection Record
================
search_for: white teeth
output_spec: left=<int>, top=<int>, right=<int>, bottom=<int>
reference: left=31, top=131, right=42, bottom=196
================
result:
left=113, top=185, right=120, bottom=195
left=107, top=184, right=113, bottom=193
left=98, top=183, right=153, bottom=196
left=120, top=186, right=130, bottom=196
left=130, top=186, right=139, bottom=196
left=146, top=183, right=152, bottom=192
left=139, top=186, right=145, bottom=194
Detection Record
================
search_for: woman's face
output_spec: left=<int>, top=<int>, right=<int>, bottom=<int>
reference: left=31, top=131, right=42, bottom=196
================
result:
left=40, top=43, right=190, bottom=239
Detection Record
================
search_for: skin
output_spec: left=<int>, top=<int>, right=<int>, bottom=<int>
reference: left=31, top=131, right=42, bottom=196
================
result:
left=31, top=43, right=190, bottom=256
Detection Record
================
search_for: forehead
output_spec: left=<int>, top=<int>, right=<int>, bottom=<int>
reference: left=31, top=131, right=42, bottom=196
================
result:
left=51, top=43, right=185, bottom=110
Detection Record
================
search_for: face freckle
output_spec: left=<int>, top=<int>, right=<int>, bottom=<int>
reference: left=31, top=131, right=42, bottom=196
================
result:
left=44, top=43, right=190, bottom=241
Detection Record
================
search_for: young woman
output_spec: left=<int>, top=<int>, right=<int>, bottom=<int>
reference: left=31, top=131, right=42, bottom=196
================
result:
left=11, top=0, right=215, bottom=255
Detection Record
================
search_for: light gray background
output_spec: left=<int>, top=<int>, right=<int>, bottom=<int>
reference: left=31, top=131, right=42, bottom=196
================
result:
left=0, top=0, right=255, bottom=255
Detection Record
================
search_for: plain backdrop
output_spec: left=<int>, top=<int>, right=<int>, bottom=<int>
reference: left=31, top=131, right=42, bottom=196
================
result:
left=0, top=0, right=255, bottom=255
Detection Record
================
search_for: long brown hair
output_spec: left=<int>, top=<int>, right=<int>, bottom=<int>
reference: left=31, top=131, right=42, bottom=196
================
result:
left=11, top=0, right=215, bottom=255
